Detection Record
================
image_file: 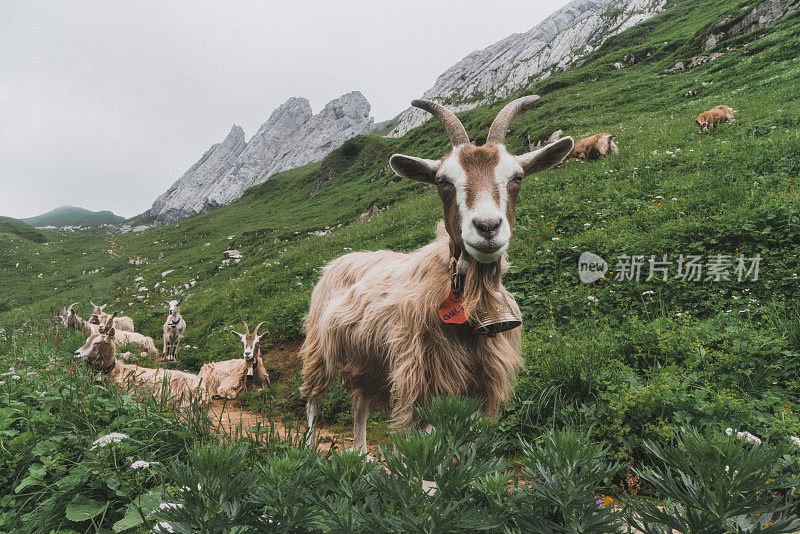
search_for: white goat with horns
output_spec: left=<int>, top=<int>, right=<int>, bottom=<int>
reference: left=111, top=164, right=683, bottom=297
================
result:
left=198, top=322, right=270, bottom=399
left=162, top=299, right=186, bottom=362
left=300, top=96, right=573, bottom=450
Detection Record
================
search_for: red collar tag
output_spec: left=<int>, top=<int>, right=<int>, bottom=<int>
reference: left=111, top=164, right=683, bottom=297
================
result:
left=439, top=290, right=468, bottom=324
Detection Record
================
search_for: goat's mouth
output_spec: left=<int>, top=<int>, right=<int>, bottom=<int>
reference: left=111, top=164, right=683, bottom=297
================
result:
left=464, top=241, right=509, bottom=264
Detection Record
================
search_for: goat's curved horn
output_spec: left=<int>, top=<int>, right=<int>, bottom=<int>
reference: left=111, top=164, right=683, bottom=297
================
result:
left=243, top=322, right=250, bottom=336
left=253, top=322, right=266, bottom=337
left=412, top=99, right=469, bottom=147
left=486, top=95, right=540, bottom=145
left=68, top=302, right=79, bottom=311
left=91, top=301, right=97, bottom=308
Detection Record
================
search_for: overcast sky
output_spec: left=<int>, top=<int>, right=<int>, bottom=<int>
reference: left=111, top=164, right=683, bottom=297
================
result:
left=0, top=0, right=570, bottom=219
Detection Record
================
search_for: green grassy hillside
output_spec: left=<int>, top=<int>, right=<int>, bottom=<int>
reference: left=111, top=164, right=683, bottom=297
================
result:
left=0, top=216, right=48, bottom=244
left=21, top=205, right=125, bottom=228
left=2, top=0, right=799, bottom=456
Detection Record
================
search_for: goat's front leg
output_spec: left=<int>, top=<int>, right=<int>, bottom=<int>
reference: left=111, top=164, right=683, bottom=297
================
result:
left=351, top=390, right=369, bottom=452
left=306, top=396, right=321, bottom=448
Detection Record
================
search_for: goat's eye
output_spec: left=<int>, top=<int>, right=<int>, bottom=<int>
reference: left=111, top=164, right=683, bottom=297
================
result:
left=436, top=176, right=452, bottom=187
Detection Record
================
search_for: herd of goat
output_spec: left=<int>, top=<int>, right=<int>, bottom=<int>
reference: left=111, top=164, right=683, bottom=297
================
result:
left=62, top=300, right=269, bottom=406
left=59, top=98, right=737, bottom=449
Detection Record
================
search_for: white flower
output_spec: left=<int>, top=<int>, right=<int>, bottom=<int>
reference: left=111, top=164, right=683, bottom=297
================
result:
left=0, top=381, right=5, bottom=386
left=551, top=237, right=559, bottom=241
left=584, top=223, right=591, bottom=227
left=588, top=296, right=598, bottom=303
left=91, top=432, right=128, bottom=450
left=11, top=375, right=20, bottom=380
left=791, top=436, right=800, bottom=449
left=642, top=291, right=655, bottom=297
left=726, top=428, right=762, bottom=445
left=131, top=460, right=150, bottom=469
left=27, top=371, right=37, bottom=377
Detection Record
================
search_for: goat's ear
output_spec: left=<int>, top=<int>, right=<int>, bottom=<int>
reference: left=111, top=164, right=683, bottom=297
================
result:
left=178, top=298, right=183, bottom=306
left=231, top=331, right=244, bottom=342
left=105, top=326, right=115, bottom=338
left=516, top=136, right=574, bottom=176
left=389, top=154, right=440, bottom=184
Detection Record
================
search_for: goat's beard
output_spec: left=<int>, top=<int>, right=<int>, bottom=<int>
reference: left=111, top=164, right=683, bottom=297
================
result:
left=460, top=253, right=505, bottom=318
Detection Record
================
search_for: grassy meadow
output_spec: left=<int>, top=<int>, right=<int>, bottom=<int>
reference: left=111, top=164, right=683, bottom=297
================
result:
left=2, top=0, right=800, bottom=530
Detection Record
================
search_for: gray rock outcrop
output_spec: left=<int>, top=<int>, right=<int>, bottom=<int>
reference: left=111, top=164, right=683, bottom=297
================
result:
left=388, top=0, right=667, bottom=137
left=152, top=91, right=373, bottom=225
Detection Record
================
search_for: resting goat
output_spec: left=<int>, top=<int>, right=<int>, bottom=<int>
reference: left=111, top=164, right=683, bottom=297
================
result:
left=198, top=322, right=270, bottom=399
left=300, top=96, right=573, bottom=450
left=567, top=133, right=618, bottom=160
left=89, top=301, right=135, bottom=332
left=75, top=315, right=206, bottom=407
left=162, top=299, right=186, bottom=362
left=60, top=302, right=95, bottom=335
left=97, top=312, right=160, bottom=358
left=694, top=105, right=737, bottom=132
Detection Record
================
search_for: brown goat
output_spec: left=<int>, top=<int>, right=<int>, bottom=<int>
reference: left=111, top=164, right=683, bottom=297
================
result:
left=694, top=105, right=737, bottom=132
left=75, top=315, right=206, bottom=407
left=60, top=302, right=96, bottom=335
left=567, top=133, right=618, bottom=160
left=300, top=96, right=573, bottom=450
left=89, top=302, right=135, bottom=332
left=199, top=322, right=270, bottom=399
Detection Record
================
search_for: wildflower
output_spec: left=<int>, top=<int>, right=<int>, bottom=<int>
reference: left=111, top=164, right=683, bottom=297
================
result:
left=0, top=381, right=5, bottom=386
left=726, top=427, right=762, bottom=445
left=584, top=222, right=591, bottom=227
left=12, top=375, right=20, bottom=380
left=27, top=371, right=37, bottom=377
left=91, top=432, right=128, bottom=450
left=642, top=290, right=654, bottom=297
left=131, top=460, right=150, bottom=469
left=121, top=351, right=131, bottom=361
left=551, top=237, right=559, bottom=241
left=791, top=436, right=800, bottom=448
left=588, top=296, right=598, bottom=303
left=602, top=496, right=614, bottom=506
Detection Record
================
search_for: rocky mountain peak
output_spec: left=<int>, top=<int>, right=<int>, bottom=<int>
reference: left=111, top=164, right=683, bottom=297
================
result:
left=388, top=0, right=667, bottom=137
left=151, top=92, right=373, bottom=225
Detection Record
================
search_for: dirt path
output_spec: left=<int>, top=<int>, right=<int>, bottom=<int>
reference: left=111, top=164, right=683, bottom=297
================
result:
left=205, top=340, right=382, bottom=456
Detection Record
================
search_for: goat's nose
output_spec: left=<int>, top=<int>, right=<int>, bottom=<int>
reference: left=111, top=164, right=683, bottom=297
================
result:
left=74, top=350, right=81, bottom=358
left=472, top=217, right=502, bottom=239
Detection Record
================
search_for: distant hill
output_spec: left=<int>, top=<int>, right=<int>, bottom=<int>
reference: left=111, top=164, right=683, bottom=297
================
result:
left=21, top=206, right=124, bottom=228
left=0, top=216, right=47, bottom=243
